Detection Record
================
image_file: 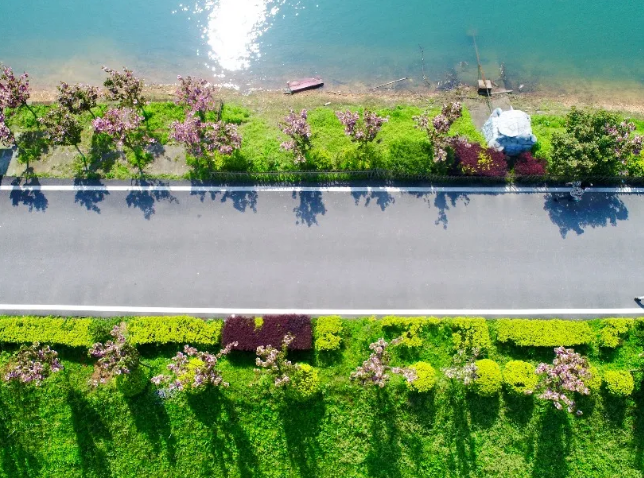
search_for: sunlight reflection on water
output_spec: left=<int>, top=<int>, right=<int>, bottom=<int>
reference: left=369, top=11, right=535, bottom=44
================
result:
left=182, top=0, right=286, bottom=77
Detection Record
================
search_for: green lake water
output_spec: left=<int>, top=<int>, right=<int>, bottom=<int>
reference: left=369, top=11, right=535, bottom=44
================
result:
left=0, top=0, right=642, bottom=93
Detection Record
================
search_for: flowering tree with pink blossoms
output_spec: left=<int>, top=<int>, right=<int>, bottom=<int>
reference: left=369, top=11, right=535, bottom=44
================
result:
left=151, top=342, right=237, bottom=393
left=102, top=66, right=147, bottom=112
left=175, top=75, right=219, bottom=117
left=88, top=325, right=141, bottom=387
left=255, top=333, right=300, bottom=388
left=280, top=109, right=312, bottom=163
left=350, top=337, right=417, bottom=388
left=92, top=107, right=154, bottom=172
left=414, top=102, right=463, bottom=162
left=4, top=343, right=64, bottom=386
left=535, top=347, right=592, bottom=415
left=606, top=120, right=643, bottom=174
left=170, top=116, right=242, bottom=162
left=442, top=347, right=480, bottom=386
left=0, top=112, right=14, bottom=145
left=336, top=109, right=388, bottom=146
left=57, top=82, right=99, bottom=116
left=0, top=66, right=35, bottom=145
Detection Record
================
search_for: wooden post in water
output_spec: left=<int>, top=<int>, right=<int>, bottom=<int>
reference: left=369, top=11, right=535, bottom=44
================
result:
left=472, top=35, right=492, bottom=111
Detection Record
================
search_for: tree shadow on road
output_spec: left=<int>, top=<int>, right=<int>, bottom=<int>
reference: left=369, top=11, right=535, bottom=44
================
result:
left=407, top=191, right=470, bottom=229
left=543, top=193, right=629, bottom=238
left=351, top=190, right=396, bottom=211
left=220, top=191, right=258, bottom=212
left=9, top=176, right=48, bottom=212
left=74, top=179, right=110, bottom=214
left=126, top=180, right=178, bottom=220
left=293, top=191, right=326, bottom=226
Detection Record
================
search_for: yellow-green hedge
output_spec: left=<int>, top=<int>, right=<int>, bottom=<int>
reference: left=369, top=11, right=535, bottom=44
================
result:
left=315, top=316, right=344, bottom=351
left=473, top=359, right=502, bottom=396
left=128, top=316, right=223, bottom=346
left=496, top=319, right=592, bottom=347
left=598, top=319, right=634, bottom=348
left=0, top=317, right=93, bottom=347
left=381, top=316, right=440, bottom=347
left=449, top=317, right=492, bottom=351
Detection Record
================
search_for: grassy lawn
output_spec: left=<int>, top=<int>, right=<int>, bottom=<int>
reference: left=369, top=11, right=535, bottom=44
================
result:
left=0, top=316, right=643, bottom=477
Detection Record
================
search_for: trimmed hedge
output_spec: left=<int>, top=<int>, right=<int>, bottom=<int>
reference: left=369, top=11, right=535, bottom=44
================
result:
left=128, top=316, right=223, bottom=346
left=0, top=317, right=93, bottom=347
left=449, top=318, right=492, bottom=351
left=598, top=318, right=634, bottom=348
left=290, top=364, right=321, bottom=400
left=473, top=359, right=502, bottom=396
left=407, top=361, right=437, bottom=393
left=496, top=319, right=593, bottom=347
left=381, top=316, right=440, bottom=347
left=223, top=315, right=312, bottom=351
left=604, top=370, right=634, bottom=397
left=315, top=316, right=344, bottom=351
left=503, top=360, right=538, bottom=395
left=585, top=366, right=603, bottom=392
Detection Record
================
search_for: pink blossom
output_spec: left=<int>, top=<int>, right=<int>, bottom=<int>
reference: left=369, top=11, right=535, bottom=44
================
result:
left=4, top=343, right=63, bottom=386
left=0, top=66, right=30, bottom=110
left=102, top=66, right=147, bottom=108
left=57, top=82, right=99, bottom=115
left=152, top=342, right=237, bottom=392
left=414, top=102, right=463, bottom=163
left=280, top=109, right=312, bottom=163
left=351, top=337, right=417, bottom=387
left=175, top=75, right=218, bottom=114
left=89, top=324, right=140, bottom=387
left=336, top=109, right=388, bottom=144
left=92, top=107, right=145, bottom=147
left=0, top=112, right=14, bottom=145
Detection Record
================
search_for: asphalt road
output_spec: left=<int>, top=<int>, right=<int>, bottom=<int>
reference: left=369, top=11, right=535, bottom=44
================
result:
left=0, top=183, right=642, bottom=315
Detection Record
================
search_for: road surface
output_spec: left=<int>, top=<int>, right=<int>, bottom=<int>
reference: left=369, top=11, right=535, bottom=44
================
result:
left=0, top=182, right=642, bottom=316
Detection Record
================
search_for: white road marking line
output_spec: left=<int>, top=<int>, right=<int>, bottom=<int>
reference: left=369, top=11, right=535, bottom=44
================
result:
left=0, top=185, right=643, bottom=194
left=0, top=304, right=640, bottom=316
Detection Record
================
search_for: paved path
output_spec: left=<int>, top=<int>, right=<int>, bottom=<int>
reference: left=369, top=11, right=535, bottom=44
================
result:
left=0, top=182, right=642, bottom=316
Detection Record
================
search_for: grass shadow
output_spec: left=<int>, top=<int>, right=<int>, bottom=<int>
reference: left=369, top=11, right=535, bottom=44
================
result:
left=67, top=389, right=113, bottom=478
left=365, top=388, right=403, bottom=478
left=0, top=387, right=42, bottom=477
left=467, top=393, right=501, bottom=429
left=530, top=407, right=572, bottom=478
left=504, top=392, right=535, bottom=426
left=187, top=389, right=261, bottom=478
left=280, top=396, right=326, bottom=478
left=445, top=388, right=477, bottom=477
left=126, top=390, right=176, bottom=465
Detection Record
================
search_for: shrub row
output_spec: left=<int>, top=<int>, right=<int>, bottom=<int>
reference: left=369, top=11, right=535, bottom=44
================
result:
left=0, top=317, right=94, bottom=347
left=223, top=315, right=312, bottom=350
left=496, top=319, right=593, bottom=347
left=0, top=316, right=638, bottom=352
left=128, top=316, right=223, bottom=346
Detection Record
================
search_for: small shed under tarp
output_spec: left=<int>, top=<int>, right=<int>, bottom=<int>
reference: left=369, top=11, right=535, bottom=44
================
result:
left=482, top=108, right=537, bottom=155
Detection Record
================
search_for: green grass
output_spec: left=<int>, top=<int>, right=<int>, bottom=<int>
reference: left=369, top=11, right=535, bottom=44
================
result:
left=0, top=316, right=643, bottom=477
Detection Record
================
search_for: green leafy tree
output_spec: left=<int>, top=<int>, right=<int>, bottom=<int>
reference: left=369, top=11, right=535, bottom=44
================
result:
left=550, top=108, right=642, bottom=177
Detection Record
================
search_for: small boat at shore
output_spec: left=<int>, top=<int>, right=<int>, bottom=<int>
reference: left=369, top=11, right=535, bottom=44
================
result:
left=286, top=77, right=324, bottom=94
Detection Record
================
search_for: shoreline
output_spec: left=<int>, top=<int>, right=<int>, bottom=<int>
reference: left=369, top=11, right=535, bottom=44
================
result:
left=25, top=81, right=644, bottom=118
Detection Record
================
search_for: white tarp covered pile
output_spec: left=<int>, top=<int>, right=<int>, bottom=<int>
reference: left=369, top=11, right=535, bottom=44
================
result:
left=482, top=108, right=537, bottom=155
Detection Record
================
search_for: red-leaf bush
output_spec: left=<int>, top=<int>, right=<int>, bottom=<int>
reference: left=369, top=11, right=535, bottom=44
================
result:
left=223, top=315, right=312, bottom=351
left=454, top=140, right=508, bottom=177
left=514, top=152, right=547, bottom=176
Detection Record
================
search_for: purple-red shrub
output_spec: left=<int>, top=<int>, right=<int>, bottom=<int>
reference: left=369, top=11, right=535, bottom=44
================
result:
left=454, top=141, right=508, bottom=177
left=514, top=152, right=547, bottom=176
left=223, top=315, right=312, bottom=351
